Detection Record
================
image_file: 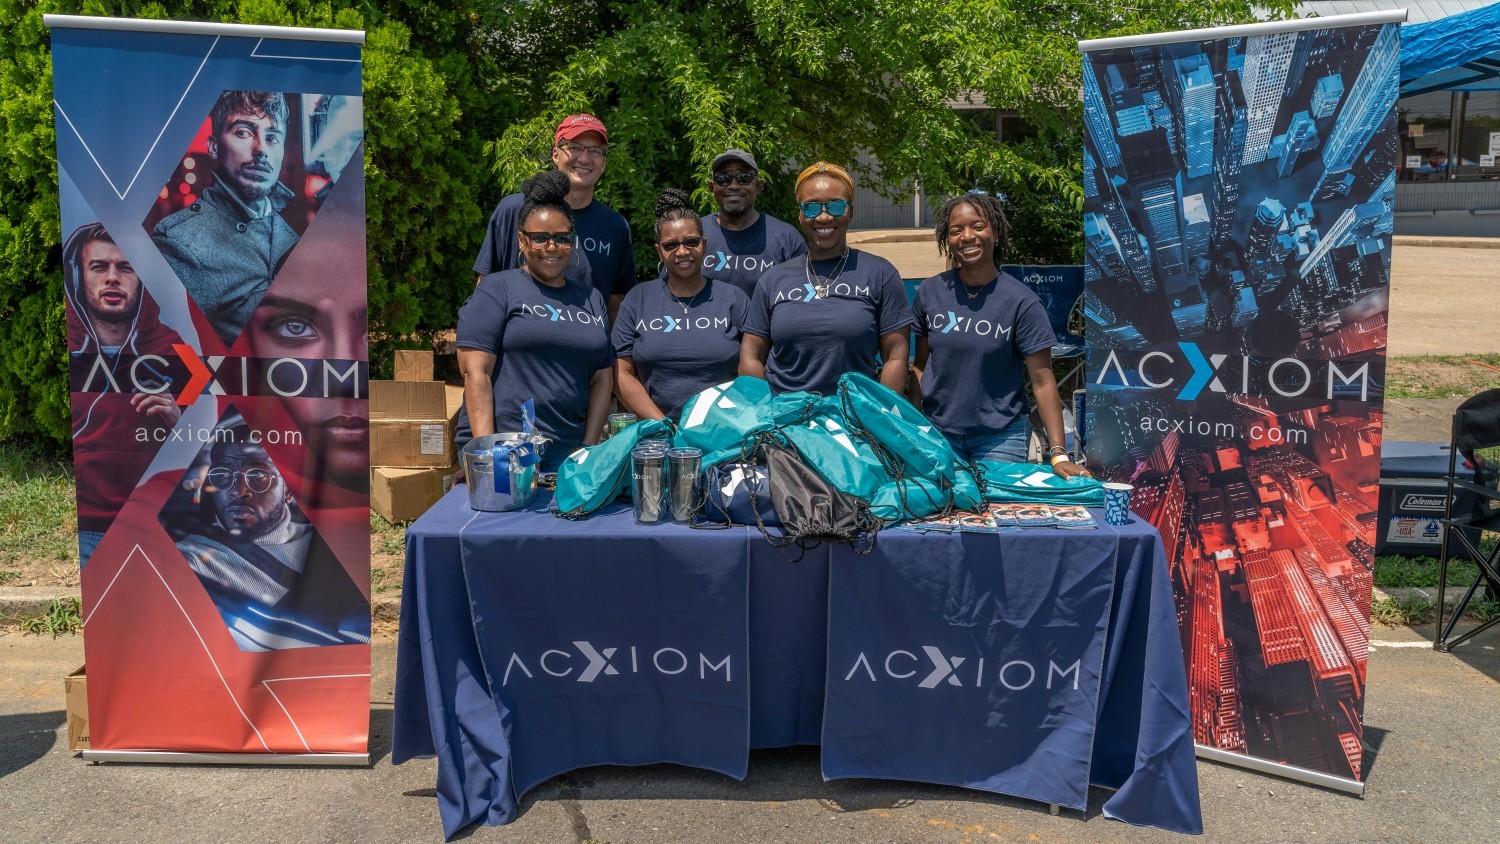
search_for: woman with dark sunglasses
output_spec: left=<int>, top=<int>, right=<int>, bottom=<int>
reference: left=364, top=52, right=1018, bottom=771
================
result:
left=612, top=188, right=750, bottom=420
left=908, top=193, right=1088, bottom=478
left=740, top=161, right=913, bottom=395
left=455, top=170, right=614, bottom=471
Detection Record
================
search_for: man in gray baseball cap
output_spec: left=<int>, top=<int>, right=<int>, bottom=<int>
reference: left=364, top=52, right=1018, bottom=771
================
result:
left=699, top=148, right=806, bottom=296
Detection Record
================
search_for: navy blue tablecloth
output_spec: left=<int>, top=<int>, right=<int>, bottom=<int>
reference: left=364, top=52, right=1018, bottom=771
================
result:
left=393, top=489, right=1201, bottom=837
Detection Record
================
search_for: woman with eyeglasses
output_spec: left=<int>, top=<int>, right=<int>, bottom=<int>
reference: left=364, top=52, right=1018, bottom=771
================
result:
left=612, top=189, right=750, bottom=421
left=456, top=170, right=614, bottom=471
left=908, top=193, right=1088, bottom=478
left=740, top=161, right=913, bottom=395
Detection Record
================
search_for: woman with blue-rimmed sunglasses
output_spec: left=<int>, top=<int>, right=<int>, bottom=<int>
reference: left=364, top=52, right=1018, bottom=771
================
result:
left=454, top=170, right=615, bottom=472
left=740, top=161, right=913, bottom=395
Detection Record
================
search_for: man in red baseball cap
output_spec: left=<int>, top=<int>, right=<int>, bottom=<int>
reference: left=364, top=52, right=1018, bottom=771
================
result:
left=474, top=113, right=636, bottom=322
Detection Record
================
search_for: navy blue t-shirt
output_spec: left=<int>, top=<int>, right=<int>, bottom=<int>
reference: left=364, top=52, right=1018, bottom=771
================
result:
left=912, top=269, right=1055, bottom=437
left=699, top=212, right=807, bottom=297
left=454, top=269, right=613, bottom=458
left=743, top=250, right=914, bottom=395
left=612, top=279, right=749, bottom=420
left=472, top=192, right=637, bottom=299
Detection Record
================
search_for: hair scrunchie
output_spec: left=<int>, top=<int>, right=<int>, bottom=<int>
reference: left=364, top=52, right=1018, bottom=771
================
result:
left=795, top=161, right=855, bottom=194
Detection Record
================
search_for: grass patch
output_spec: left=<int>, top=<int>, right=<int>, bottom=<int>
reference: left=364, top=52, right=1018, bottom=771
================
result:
left=371, top=511, right=407, bottom=556
left=370, top=567, right=402, bottom=595
left=1375, top=554, right=1481, bottom=588
left=1386, top=355, right=1500, bottom=400
left=0, top=570, right=19, bottom=586
left=1468, top=597, right=1500, bottom=623
left=20, top=595, right=83, bottom=637
left=1372, top=594, right=1437, bottom=626
left=0, top=440, right=79, bottom=569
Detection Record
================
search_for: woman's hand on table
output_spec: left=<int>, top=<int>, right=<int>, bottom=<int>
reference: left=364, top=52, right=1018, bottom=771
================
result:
left=1052, top=458, right=1092, bottom=480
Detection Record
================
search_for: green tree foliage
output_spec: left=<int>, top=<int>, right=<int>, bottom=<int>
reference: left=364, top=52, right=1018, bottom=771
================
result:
left=478, top=0, right=1294, bottom=268
left=1, top=0, right=1298, bottom=449
left=0, top=0, right=503, bottom=447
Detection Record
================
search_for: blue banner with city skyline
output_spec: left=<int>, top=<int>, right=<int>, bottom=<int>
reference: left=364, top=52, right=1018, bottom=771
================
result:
left=1081, top=19, right=1396, bottom=785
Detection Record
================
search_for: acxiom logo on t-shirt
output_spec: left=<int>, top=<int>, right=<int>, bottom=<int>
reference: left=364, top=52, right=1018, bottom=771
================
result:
left=924, top=311, right=1015, bottom=340
left=705, top=251, right=776, bottom=273
left=519, top=303, right=605, bottom=326
left=633, top=315, right=732, bottom=334
left=773, top=282, right=871, bottom=303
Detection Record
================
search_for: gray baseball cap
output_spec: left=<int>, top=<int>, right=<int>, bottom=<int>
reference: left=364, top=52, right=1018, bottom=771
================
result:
left=711, top=148, right=758, bottom=173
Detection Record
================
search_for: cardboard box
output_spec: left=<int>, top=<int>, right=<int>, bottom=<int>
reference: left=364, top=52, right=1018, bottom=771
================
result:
left=394, top=349, right=434, bottom=382
left=66, top=664, right=88, bottom=752
left=372, top=464, right=458, bottom=522
left=445, top=384, right=465, bottom=427
left=370, top=380, right=453, bottom=468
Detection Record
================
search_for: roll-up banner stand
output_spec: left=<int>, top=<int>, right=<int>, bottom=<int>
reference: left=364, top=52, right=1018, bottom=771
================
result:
left=1079, top=10, right=1404, bottom=795
left=46, top=15, right=371, bottom=764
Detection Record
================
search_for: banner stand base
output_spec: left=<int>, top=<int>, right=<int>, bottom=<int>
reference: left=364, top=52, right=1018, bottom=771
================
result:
left=1196, top=744, right=1364, bottom=796
left=81, top=750, right=370, bottom=767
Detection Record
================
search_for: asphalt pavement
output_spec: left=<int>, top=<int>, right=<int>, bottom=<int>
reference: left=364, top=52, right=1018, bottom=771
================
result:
left=1, top=621, right=1496, bottom=844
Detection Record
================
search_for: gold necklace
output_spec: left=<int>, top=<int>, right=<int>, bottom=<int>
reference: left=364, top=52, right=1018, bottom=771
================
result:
left=963, top=275, right=997, bottom=300
left=805, top=250, right=850, bottom=298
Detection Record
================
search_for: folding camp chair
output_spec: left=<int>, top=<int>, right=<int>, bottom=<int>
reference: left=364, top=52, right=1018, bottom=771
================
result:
left=1435, top=388, right=1500, bottom=651
left=1004, top=265, right=1086, bottom=394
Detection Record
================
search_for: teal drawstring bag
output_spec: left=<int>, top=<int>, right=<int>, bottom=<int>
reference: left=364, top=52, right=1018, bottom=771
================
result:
left=835, top=372, right=959, bottom=482
left=780, top=398, right=891, bottom=503
left=555, top=418, right=674, bottom=518
left=975, top=461, right=1104, bottom=506
left=674, top=377, right=773, bottom=468
left=869, top=465, right=985, bottom=522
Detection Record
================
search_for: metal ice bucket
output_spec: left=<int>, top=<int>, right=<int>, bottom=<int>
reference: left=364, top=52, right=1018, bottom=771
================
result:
left=462, top=432, right=550, bottom=512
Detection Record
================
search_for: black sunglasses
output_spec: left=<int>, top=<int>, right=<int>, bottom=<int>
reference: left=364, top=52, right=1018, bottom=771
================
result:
left=521, top=231, right=577, bottom=247
left=712, top=172, right=757, bottom=186
left=659, top=236, right=705, bottom=252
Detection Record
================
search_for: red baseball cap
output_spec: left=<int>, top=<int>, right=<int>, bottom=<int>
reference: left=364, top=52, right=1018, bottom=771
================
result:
left=555, top=114, right=608, bottom=144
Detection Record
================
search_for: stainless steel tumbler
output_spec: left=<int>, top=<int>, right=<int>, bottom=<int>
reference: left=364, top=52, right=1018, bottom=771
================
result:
left=631, top=443, right=668, bottom=524
left=667, top=447, right=703, bottom=523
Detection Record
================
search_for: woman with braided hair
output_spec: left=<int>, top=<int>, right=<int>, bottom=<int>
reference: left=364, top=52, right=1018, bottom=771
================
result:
left=908, top=193, right=1089, bottom=478
left=612, top=188, right=749, bottom=420
left=455, top=169, right=614, bottom=470
left=740, top=161, right=913, bottom=395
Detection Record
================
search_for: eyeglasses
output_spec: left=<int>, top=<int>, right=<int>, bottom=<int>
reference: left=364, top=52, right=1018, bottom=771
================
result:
left=712, top=172, right=757, bottom=186
left=557, top=142, right=607, bottom=159
left=799, top=199, right=849, bottom=219
left=521, top=231, right=577, bottom=247
left=658, top=236, right=704, bottom=253
left=206, top=467, right=276, bottom=494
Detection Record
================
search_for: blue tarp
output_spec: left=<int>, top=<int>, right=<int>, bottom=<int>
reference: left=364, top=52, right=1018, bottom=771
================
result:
left=1400, top=2, right=1500, bottom=96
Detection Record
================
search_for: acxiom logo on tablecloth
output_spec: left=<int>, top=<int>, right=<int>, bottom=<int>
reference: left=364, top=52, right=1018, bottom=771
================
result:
left=839, top=646, right=1083, bottom=692
left=500, top=640, right=734, bottom=686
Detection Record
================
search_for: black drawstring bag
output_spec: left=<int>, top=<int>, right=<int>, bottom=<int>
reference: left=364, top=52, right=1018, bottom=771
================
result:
left=758, top=440, right=880, bottom=561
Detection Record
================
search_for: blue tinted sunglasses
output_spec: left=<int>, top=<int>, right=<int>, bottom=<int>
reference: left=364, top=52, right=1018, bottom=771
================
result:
left=799, top=199, right=849, bottom=219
